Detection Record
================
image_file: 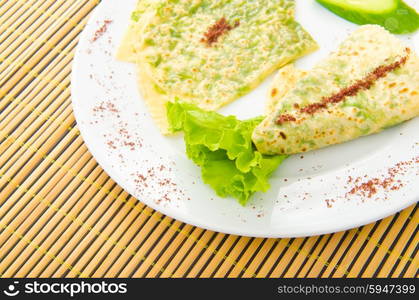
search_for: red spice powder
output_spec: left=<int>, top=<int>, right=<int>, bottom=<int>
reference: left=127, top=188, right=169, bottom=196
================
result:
left=201, top=17, right=240, bottom=47
left=276, top=114, right=296, bottom=125
left=346, top=156, right=417, bottom=200
left=93, top=101, right=119, bottom=113
left=131, top=161, right=186, bottom=207
left=325, top=199, right=334, bottom=208
left=91, top=20, right=112, bottom=42
left=106, top=140, right=116, bottom=149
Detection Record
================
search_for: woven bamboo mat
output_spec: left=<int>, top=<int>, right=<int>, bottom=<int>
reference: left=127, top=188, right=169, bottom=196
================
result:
left=0, top=0, right=417, bottom=278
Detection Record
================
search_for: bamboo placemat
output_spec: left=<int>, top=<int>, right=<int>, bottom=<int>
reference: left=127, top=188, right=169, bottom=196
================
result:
left=0, top=0, right=417, bottom=278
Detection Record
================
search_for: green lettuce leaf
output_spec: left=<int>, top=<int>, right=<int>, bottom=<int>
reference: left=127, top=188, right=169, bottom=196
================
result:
left=167, top=101, right=287, bottom=205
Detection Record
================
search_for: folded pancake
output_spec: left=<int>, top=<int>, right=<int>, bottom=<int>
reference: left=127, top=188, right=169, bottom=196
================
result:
left=118, top=0, right=318, bottom=134
left=253, top=25, right=419, bottom=155
left=117, top=0, right=161, bottom=63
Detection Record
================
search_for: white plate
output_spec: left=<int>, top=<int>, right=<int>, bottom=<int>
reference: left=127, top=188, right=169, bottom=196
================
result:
left=71, top=0, right=419, bottom=237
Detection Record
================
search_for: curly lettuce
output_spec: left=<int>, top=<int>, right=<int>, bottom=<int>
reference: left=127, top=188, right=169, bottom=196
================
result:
left=167, top=101, right=287, bottom=205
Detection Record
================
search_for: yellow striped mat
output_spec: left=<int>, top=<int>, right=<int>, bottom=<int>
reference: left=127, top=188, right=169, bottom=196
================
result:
left=0, top=0, right=417, bottom=278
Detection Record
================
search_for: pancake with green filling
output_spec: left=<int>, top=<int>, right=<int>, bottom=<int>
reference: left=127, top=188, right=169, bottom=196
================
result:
left=253, top=25, right=419, bottom=155
left=118, top=0, right=318, bottom=134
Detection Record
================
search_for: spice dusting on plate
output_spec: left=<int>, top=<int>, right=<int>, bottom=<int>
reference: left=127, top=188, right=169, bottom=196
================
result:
left=92, top=20, right=112, bottom=42
left=276, top=114, right=296, bottom=125
left=106, top=140, right=117, bottom=150
left=201, top=17, right=240, bottom=47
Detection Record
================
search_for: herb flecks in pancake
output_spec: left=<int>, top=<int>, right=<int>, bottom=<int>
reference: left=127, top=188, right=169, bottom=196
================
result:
left=118, top=0, right=318, bottom=134
left=253, top=25, right=419, bottom=155
left=201, top=17, right=240, bottom=47
left=277, top=114, right=296, bottom=125
left=166, top=101, right=287, bottom=205
left=276, top=48, right=410, bottom=125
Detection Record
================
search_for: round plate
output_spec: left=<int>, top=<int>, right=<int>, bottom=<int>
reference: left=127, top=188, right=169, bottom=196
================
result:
left=71, top=0, right=419, bottom=237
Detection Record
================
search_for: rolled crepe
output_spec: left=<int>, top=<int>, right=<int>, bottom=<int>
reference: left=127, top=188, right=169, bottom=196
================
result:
left=253, top=25, right=419, bottom=155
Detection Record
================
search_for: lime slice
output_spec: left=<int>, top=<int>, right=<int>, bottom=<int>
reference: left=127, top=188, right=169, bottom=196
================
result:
left=316, top=0, right=419, bottom=34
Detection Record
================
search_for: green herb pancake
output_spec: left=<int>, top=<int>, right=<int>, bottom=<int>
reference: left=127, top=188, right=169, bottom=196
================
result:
left=118, top=0, right=318, bottom=134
